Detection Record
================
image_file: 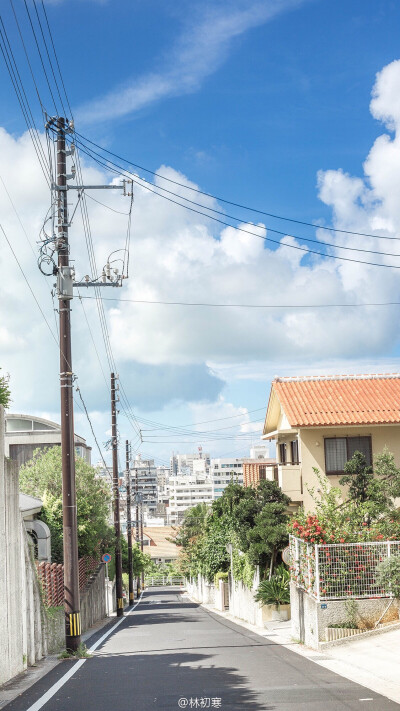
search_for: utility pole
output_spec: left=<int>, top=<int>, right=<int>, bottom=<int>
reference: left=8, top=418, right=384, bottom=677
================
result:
left=125, top=440, right=134, bottom=604
left=140, top=501, right=144, bottom=590
left=111, top=372, right=123, bottom=616
left=41, top=116, right=133, bottom=645
left=135, top=465, right=140, bottom=595
left=56, top=117, right=81, bottom=652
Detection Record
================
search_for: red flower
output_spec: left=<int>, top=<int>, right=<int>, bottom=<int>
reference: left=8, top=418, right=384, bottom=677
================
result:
left=340, top=538, right=345, bottom=543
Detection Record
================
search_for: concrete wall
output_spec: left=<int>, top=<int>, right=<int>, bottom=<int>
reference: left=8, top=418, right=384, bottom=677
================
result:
left=186, top=575, right=216, bottom=606
left=228, top=568, right=262, bottom=627
left=187, top=569, right=263, bottom=628
left=1, top=404, right=109, bottom=686
left=80, top=564, right=107, bottom=632
left=290, top=582, right=400, bottom=649
left=0, top=404, right=47, bottom=686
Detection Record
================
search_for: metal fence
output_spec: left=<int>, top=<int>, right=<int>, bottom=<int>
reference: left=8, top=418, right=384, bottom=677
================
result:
left=145, top=576, right=185, bottom=587
left=289, top=535, right=400, bottom=601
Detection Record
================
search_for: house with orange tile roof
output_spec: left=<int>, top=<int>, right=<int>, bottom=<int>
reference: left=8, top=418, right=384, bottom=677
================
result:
left=262, top=374, right=400, bottom=511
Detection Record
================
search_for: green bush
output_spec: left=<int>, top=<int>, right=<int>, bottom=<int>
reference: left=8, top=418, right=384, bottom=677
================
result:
left=376, top=556, right=400, bottom=598
left=254, top=564, right=290, bottom=607
left=214, top=571, right=229, bottom=585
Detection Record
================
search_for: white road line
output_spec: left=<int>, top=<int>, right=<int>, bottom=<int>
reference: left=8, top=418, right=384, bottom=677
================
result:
left=25, top=594, right=144, bottom=711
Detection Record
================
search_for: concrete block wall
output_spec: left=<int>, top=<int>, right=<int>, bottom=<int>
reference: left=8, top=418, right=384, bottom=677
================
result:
left=186, top=575, right=215, bottom=605
left=80, top=564, right=107, bottom=632
left=228, top=568, right=262, bottom=627
left=290, top=581, right=400, bottom=649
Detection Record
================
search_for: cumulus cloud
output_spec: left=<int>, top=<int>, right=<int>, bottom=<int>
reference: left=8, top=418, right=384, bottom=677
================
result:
left=3, top=58, right=400, bottom=453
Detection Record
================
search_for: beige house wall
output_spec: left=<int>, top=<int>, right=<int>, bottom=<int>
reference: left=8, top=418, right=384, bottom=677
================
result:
left=298, top=424, right=400, bottom=512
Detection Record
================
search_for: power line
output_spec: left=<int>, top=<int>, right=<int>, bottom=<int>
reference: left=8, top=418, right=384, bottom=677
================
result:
left=139, top=406, right=266, bottom=429
left=72, top=135, right=400, bottom=252
left=65, top=141, right=400, bottom=270
left=73, top=130, right=392, bottom=242
left=77, top=295, right=400, bottom=309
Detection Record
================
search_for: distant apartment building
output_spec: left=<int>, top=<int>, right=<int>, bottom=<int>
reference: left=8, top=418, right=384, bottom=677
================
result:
left=210, top=457, right=244, bottom=499
left=167, top=474, right=213, bottom=525
left=170, top=450, right=210, bottom=476
left=156, top=465, right=170, bottom=502
left=5, top=413, right=91, bottom=469
left=131, top=456, right=158, bottom=516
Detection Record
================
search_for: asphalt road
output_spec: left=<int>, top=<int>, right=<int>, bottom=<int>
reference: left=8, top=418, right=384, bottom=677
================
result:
left=4, top=587, right=400, bottom=711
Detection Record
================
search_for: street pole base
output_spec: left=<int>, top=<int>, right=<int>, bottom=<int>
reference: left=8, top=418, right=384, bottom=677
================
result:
left=65, top=610, right=81, bottom=652
left=65, top=634, right=81, bottom=653
left=117, top=598, right=124, bottom=616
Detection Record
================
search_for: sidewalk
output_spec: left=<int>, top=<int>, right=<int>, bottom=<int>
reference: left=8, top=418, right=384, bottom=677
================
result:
left=190, top=596, right=400, bottom=706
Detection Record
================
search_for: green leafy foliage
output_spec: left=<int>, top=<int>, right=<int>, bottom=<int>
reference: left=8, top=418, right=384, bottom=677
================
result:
left=376, top=557, right=400, bottom=599
left=19, top=446, right=112, bottom=562
left=178, top=480, right=291, bottom=584
left=174, top=502, right=210, bottom=547
left=339, top=451, right=373, bottom=504
left=214, top=571, right=228, bottom=585
left=254, top=564, right=290, bottom=607
left=291, top=454, right=400, bottom=544
left=0, top=369, right=10, bottom=408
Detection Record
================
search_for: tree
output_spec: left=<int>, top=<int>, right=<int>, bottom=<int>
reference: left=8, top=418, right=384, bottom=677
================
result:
left=339, top=451, right=373, bottom=503
left=174, top=502, right=210, bottom=548
left=177, top=481, right=291, bottom=583
left=19, top=446, right=112, bottom=562
left=0, top=368, right=10, bottom=408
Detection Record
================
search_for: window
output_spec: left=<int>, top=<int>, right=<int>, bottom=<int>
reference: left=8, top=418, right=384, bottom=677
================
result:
left=324, top=436, right=372, bottom=474
left=290, top=440, right=299, bottom=465
left=279, top=443, right=287, bottom=464
left=259, top=465, right=266, bottom=481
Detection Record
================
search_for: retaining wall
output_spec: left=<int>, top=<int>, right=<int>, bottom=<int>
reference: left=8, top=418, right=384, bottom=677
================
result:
left=80, top=564, right=107, bottom=632
left=0, top=405, right=47, bottom=686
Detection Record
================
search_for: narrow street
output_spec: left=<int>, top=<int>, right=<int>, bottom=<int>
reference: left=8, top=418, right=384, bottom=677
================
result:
left=5, top=587, right=399, bottom=711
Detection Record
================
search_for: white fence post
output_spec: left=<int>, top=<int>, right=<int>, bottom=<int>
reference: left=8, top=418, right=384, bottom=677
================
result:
left=315, top=544, right=320, bottom=601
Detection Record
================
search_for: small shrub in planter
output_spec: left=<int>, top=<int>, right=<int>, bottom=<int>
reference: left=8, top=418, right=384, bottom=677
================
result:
left=254, top=564, right=290, bottom=608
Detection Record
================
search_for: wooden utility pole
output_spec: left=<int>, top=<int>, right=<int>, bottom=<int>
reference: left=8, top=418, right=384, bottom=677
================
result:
left=135, top=465, right=141, bottom=595
left=125, top=440, right=134, bottom=604
left=140, top=502, right=144, bottom=590
left=111, top=372, right=123, bottom=616
left=56, top=117, right=81, bottom=651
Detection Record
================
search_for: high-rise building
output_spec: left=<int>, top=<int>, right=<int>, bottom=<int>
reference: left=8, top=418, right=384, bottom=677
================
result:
left=131, top=456, right=158, bottom=516
left=209, top=457, right=244, bottom=499
left=170, top=450, right=210, bottom=476
left=167, top=474, right=213, bottom=525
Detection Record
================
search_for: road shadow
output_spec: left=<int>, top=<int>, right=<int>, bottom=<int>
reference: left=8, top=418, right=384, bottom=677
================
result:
left=122, top=612, right=203, bottom=629
left=55, top=650, right=275, bottom=711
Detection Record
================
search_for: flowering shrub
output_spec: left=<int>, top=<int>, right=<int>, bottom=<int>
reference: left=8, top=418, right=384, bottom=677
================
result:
left=289, top=467, right=400, bottom=598
left=290, top=468, right=400, bottom=545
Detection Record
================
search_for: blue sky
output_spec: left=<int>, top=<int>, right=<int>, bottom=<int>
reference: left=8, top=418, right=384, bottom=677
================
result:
left=1, top=0, right=400, bottom=466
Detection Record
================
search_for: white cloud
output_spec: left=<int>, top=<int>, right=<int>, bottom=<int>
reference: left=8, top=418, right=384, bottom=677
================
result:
left=370, top=60, right=400, bottom=132
left=76, top=0, right=306, bottom=124
left=3, top=58, right=400, bottom=453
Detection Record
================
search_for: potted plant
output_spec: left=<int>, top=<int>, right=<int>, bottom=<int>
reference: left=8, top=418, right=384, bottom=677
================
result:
left=254, top=564, right=291, bottom=622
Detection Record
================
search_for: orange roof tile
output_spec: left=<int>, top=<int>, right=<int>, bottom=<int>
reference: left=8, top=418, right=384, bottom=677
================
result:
left=272, top=374, right=400, bottom=427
